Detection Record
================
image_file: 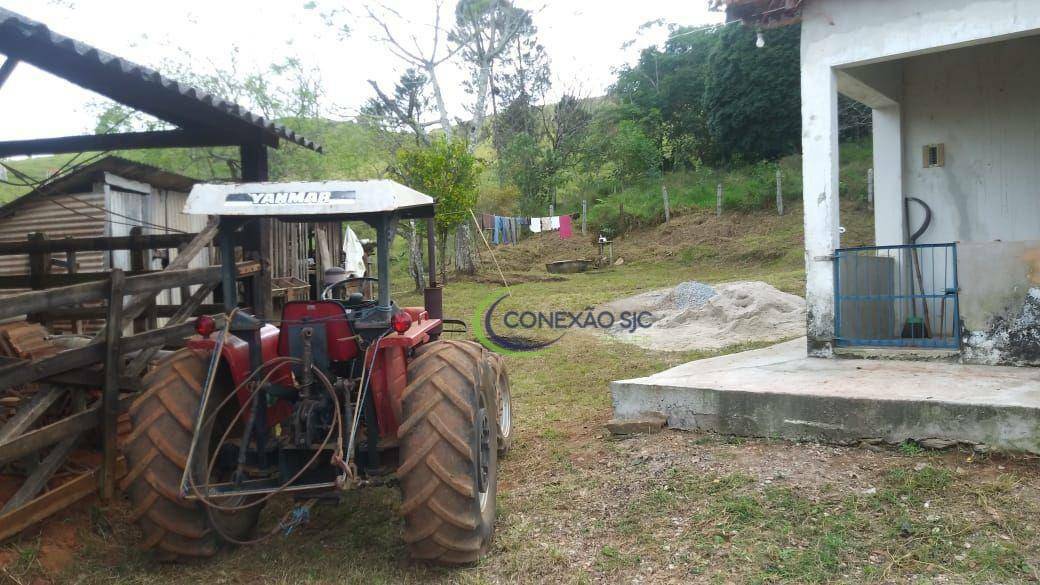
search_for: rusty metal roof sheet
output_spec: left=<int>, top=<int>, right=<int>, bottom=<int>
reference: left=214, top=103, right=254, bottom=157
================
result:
left=0, top=6, right=322, bottom=152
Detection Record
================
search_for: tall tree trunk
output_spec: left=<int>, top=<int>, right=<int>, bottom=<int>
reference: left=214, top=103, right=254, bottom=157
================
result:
left=405, top=220, right=425, bottom=292
left=454, top=224, right=476, bottom=275
left=438, top=229, right=449, bottom=285
left=468, top=64, right=492, bottom=148
left=426, top=63, right=453, bottom=139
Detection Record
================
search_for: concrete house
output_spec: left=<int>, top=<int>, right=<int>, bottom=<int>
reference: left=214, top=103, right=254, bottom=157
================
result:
left=612, top=0, right=1040, bottom=453
left=741, top=0, right=1040, bottom=365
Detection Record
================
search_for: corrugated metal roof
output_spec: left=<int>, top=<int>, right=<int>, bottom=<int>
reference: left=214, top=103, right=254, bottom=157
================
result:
left=0, top=6, right=322, bottom=152
left=0, top=155, right=197, bottom=219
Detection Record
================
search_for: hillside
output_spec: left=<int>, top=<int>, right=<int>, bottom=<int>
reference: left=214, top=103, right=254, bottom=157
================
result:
left=553, top=139, right=873, bottom=237
left=467, top=199, right=873, bottom=297
left=0, top=153, right=81, bottom=203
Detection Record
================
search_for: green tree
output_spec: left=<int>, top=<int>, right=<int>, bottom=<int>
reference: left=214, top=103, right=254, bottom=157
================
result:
left=703, top=24, right=802, bottom=163
left=499, top=94, right=590, bottom=214
left=389, top=136, right=481, bottom=282
left=612, top=24, right=720, bottom=169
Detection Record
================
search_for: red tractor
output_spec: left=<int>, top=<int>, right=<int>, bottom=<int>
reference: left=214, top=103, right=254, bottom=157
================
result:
left=121, top=180, right=512, bottom=564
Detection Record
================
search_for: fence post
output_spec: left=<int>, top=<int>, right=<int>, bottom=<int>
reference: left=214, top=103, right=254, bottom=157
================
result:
left=100, top=268, right=125, bottom=501
left=716, top=184, right=723, bottom=218
left=662, top=184, right=670, bottom=222
left=177, top=243, right=191, bottom=307
left=129, top=227, right=155, bottom=333
left=549, top=204, right=554, bottom=218
left=867, top=167, right=874, bottom=209
left=581, top=200, right=587, bottom=235
left=28, top=232, right=52, bottom=326
left=66, top=240, right=82, bottom=334
left=776, top=168, right=784, bottom=216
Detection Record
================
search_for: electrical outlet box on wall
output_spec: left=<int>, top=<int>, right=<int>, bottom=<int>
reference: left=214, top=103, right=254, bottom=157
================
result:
left=923, top=144, right=945, bottom=168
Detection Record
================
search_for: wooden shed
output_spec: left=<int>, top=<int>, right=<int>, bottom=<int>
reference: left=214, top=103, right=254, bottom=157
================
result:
left=0, top=156, right=344, bottom=325
left=0, top=156, right=209, bottom=331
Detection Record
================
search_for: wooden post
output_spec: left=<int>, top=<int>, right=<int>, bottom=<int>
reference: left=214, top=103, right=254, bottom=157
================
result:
left=100, top=269, right=124, bottom=501
left=716, top=184, right=723, bottom=218
left=776, top=168, right=784, bottom=216
left=176, top=243, right=191, bottom=306
left=581, top=200, right=587, bottom=235
left=867, top=167, right=875, bottom=209
left=240, top=143, right=273, bottom=319
left=27, top=232, right=50, bottom=325
left=128, top=227, right=154, bottom=333
left=66, top=242, right=82, bottom=334
left=662, top=184, right=670, bottom=222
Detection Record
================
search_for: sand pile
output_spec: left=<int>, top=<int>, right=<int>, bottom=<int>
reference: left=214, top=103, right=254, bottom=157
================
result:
left=600, top=280, right=805, bottom=351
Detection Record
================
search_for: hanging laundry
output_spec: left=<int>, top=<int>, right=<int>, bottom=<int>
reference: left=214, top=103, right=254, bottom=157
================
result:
left=559, top=215, right=572, bottom=239
left=529, top=217, right=541, bottom=233
left=493, top=215, right=504, bottom=244
left=481, top=213, right=495, bottom=230
left=550, top=216, right=561, bottom=230
left=540, top=217, right=551, bottom=232
left=342, top=225, right=366, bottom=276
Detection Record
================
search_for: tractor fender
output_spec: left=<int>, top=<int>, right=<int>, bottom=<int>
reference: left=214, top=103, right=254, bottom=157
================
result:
left=186, top=324, right=294, bottom=428
left=187, top=324, right=283, bottom=386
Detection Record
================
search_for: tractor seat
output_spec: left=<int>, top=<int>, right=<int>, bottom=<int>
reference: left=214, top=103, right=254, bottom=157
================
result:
left=342, top=292, right=366, bottom=307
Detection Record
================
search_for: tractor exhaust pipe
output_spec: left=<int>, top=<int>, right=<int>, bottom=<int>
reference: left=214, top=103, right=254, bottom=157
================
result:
left=424, top=217, right=443, bottom=338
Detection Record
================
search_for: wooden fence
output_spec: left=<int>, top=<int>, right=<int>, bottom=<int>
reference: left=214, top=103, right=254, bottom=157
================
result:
left=0, top=220, right=258, bottom=540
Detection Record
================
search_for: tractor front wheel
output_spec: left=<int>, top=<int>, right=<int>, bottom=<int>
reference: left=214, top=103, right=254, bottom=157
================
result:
left=489, top=353, right=513, bottom=456
left=122, top=349, right=260, bottom=560
left=397, top=340, right=498, bottom=564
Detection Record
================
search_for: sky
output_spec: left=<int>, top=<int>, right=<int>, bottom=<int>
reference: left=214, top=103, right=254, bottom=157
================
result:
left=0, top=0, right=723, bottom=142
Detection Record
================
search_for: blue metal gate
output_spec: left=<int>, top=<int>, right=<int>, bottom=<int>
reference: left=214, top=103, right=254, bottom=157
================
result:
left=834, top=243, right=959, bottom=348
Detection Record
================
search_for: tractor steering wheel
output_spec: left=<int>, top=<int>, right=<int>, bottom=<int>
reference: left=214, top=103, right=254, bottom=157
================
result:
left=321, top=276, right=379, bottom=306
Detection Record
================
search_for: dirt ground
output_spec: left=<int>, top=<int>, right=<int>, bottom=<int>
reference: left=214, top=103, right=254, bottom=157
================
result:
left=4, top=203, right=1039, bottom=584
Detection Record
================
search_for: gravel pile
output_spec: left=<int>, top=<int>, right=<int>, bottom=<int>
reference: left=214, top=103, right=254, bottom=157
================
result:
left=669, top=281, right=717, bottom=310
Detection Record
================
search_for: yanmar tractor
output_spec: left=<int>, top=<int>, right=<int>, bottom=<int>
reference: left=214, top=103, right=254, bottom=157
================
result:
left=121, top=180, right=512, bottom=564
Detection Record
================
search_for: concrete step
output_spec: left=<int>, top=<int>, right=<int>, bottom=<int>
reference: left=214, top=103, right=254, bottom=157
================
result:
left=611, top=338, right=1040, bottom=454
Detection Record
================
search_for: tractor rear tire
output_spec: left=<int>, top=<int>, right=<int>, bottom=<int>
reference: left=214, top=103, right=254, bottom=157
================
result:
left=121, top=348, right=260, bottom=560
left=489, top=353, right=513, bottom=456
left=397, top=340, right=498, bottom=565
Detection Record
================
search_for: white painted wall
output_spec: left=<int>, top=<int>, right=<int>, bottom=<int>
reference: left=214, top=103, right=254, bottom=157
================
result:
left=799, top=0, right=1040, bottom=353
left=901, top=35, right=1040, bottom=245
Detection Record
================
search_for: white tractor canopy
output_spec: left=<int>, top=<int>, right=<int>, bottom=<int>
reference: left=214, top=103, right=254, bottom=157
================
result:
left=185, top=179, right=435, bottom=220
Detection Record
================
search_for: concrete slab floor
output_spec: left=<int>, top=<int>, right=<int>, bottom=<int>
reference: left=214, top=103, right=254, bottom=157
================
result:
left=611, top=338, right=1040, bottom=453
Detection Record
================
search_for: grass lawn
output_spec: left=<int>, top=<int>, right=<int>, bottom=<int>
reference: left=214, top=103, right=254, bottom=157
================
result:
left=3, top=207, right=1039, bottom=584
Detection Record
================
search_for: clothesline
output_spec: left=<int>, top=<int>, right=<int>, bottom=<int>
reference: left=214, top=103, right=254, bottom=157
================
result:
left=385, top=207, right=577, bottom=244
left=477, top=212, right=574, bottom=244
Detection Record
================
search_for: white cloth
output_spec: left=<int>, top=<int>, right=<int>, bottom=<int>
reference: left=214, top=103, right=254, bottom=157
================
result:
left=529, top=217, right=541, bottom=233
left=342, top=225, right=365, bottom=277
left=550, top=216, right=561, bottom=230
